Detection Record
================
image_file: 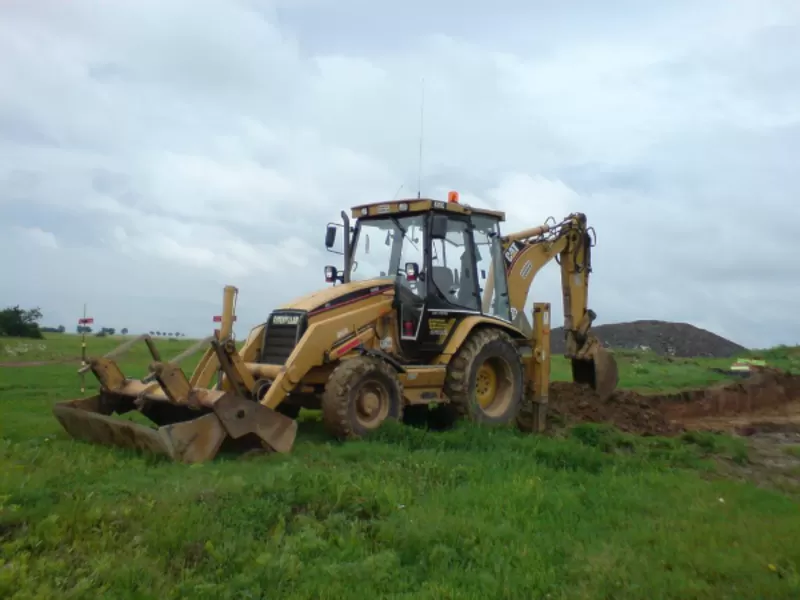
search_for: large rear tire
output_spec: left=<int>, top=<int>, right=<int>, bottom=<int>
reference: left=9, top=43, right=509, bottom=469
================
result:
left=322, top=356, right=404, bottom=440
left=444, top=327, right=524, bottom=425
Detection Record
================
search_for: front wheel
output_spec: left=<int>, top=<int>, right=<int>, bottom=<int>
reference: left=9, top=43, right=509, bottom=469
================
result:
left=322, top=356, right=404, bottom=439
left=444, top=328, right=524, bottom=425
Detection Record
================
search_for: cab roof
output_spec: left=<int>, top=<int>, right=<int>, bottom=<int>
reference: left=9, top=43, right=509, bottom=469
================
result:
left=350, top=197, right=506, bottom=221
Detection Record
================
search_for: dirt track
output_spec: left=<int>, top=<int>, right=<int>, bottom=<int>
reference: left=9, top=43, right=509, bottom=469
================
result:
left=0, top=359, right=80, bottom=368
left=549, top=368, right=800, bottom=436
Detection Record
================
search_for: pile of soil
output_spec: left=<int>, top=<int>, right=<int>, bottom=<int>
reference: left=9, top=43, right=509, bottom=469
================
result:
left=547, top=368, right=800, bottom=436
left=548, top=382, right=683, bottom=436
left=550, top=320, right=746, bottom=358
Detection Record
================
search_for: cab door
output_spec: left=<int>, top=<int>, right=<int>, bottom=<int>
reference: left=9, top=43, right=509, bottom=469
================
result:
left=408, top=212, right=482, bottom=358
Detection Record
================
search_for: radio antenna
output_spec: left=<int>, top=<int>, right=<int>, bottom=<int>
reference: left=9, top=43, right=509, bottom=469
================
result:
left=416, top=77, right=425, bottom=199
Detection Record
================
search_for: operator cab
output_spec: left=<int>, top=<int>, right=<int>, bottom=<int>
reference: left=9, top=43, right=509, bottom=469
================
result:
left=324, top=192, right=515, bottom=360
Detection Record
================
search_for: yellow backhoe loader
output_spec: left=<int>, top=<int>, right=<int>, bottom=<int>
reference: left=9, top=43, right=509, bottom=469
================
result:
left=53, top=191, right=618, bottom=462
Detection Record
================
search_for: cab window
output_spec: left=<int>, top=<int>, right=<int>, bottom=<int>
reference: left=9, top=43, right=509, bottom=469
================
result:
left=430, top=217, right=479, bottom=311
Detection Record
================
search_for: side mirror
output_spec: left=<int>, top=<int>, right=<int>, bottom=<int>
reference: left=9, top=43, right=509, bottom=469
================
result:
left=325, top=225, right=337, bottom=249
left=431, top=214, right=448, bottom=240
left=324, top=265, right=338, bottom=283
left=405, top=262, right=420, bottom=282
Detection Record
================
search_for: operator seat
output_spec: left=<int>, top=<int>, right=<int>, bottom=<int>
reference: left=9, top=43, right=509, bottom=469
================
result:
left=430, top=266, right=455, bottom=299
left=456, top=251, right=478, bottom=309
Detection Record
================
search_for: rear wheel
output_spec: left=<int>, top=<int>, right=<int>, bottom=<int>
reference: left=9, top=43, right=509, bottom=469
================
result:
left=322, top=356, right=404, bottom=439
left=444, top=327, right=523, bottom=425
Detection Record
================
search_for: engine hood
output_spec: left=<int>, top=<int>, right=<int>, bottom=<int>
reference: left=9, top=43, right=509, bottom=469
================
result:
left=278, top=277, right=396, bottom=314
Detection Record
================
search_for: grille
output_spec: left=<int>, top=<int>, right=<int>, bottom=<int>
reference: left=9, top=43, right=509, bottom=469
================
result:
left=260, top=310, right=307, bottom=365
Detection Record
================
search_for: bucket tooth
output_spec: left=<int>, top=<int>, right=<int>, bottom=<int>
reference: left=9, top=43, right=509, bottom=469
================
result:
left=212, top=394, right=298, bottom=454
left=148, top=361, right=203, bottom=408
left=85, top=357, right=128, bottom=392
left=158, top=413, right=228, bottom=462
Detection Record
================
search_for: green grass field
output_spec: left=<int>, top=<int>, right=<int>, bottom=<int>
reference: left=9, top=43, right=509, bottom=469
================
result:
left=2, top=333, right=800, bottom=599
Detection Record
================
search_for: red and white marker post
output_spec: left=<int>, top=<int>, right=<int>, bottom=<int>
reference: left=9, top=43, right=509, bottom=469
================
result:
left=78, top=307, right=94, bottom=392
left=212, top=314, right=237, bottom=338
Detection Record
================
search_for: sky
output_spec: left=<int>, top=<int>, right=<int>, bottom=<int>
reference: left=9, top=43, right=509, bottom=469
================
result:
left=1, top=0, right=799, bottom=348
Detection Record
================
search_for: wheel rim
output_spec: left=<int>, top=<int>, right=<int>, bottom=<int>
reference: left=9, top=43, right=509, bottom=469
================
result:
left=476, top=363, right=498, bottom=407
left=353, top=379, right=390, bottom=430
left=474, top=356, right=514, bottom=417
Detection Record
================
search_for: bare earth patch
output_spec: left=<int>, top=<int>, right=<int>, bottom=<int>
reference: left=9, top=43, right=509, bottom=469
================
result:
left=548, top=368, right=800, bottom=436
left=547, top=368, right=800, bottom=496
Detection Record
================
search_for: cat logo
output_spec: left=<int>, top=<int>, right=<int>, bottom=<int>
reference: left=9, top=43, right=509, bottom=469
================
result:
left=272, top=314, right=300, bottom=326
left=504, top=242, right=520, bottom=264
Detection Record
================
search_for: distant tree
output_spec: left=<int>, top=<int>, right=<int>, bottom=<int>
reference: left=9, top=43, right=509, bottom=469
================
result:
left=41, top=324, right=68, bottom=334
left=149, top=331, right=154, bottom=336
left=0, top=306, right=44, bottom=339
left=77, top=325, right=93, bottom=334
left=156, top=331, right=161, bottom=336
left=121, top=328, right=129, bottom=335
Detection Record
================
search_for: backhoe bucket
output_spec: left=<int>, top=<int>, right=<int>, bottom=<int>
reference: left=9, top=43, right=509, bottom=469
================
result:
left=572, top=345, right=619, bottom=401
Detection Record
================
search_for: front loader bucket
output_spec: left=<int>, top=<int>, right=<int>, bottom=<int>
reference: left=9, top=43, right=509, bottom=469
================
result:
left=55, top=307, right=299, bottom=463
left=53, top=391, right=298, bottom=463
left=53, top=394, right=230, bottom=463
left=571, top=345, right=619, bottom=401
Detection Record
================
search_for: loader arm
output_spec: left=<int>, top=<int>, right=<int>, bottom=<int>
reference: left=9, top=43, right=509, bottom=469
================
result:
left=186, top=286, right=269, bottom=390
left=187, top=284, right=239, bottom=388
left=258, top=297, right=394, bottom=410
left=486, top=212, right=618, bottom=398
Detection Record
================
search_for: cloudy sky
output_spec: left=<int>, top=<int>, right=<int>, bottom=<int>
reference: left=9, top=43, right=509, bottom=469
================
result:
left=1, top=0, right=799, bottom=348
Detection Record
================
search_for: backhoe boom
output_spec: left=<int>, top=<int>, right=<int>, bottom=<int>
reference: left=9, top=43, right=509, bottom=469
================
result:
left=490, top=212, right=618, bottom=399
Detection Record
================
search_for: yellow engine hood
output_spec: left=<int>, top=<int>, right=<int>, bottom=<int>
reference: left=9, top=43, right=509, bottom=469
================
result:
left=279, top=277, right=396, bottom=313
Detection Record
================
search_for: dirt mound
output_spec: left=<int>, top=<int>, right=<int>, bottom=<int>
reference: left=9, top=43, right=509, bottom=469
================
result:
left=548, top=382, right=682, bottom=436
left=548, top=368, right=800, bottom=436
left=550, top=320, right=746, bottom=358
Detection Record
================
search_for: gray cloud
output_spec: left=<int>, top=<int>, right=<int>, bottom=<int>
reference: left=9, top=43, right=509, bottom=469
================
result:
left=1, top=0, right=799, bottom=349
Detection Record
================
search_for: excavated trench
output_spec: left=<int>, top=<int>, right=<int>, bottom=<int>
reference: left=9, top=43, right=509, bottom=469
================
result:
left=548, top=368, right=800, bottom=436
